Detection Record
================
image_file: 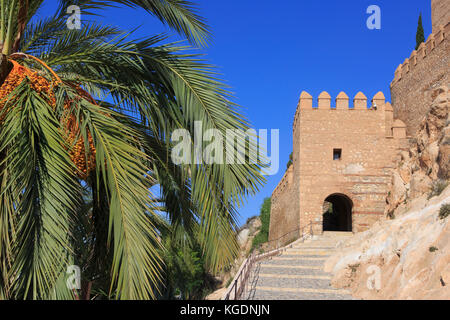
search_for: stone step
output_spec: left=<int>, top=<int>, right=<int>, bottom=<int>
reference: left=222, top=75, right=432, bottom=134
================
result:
left=251, top=290, right=354, bottom=300
left=258, top=264, right=322, bottom=270
left=247, top=233, right=357, bottom=300
left=297, top=246, right=337, bottom=250
left=296, top=245, right=337, bottom=249
left=321, top=231, right=353, bottom=238
left=296, top=244, right=337, bottom=248
left=254, top=286, right=351, bottom=295
left=281, top=254, right=332, bottom=259
left=291, top=246, right=335, bottom=250
left=262, top=258, right=327, bottom=268
left=301, top=240, right=340, bottom=245
left=272, top=257, right=327, bottom=261
left=258, top=266, right=328, bottom=276
left=284, top=249, right=334, bottom=255
left=255, top=277, right=337, bottom=291
left=259, top=273, right=331, bottom=280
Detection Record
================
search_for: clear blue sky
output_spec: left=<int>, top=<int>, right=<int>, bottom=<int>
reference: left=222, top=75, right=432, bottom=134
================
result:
left=38, top=0, right=432, bottom=226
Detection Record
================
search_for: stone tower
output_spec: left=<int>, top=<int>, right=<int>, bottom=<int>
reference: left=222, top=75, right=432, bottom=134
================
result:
left=269, top=0, right=449, bottom=244
left=269, top=92, right=408, bottom=243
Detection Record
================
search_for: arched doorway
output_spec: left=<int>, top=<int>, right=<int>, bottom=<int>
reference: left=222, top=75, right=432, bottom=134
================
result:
left=322, top=193, right=352, bottom=232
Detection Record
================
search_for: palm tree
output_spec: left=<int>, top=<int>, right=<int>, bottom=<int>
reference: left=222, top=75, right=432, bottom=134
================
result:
left=0, top=0, right=265, bottom=299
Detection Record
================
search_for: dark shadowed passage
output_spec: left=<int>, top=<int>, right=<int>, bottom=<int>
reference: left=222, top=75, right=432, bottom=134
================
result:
left=322, top=194, right=353, bottom=232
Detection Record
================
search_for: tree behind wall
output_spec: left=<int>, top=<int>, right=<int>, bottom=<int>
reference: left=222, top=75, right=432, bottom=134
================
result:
left=416, top=13, right=425, bottom=50
left=286, top=152, right=293, bottom=170
left=251, top=197, right=271, bottom=250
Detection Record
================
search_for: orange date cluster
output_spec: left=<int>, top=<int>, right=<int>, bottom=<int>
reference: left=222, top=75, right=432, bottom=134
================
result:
left=0, top=60, right=96, bottom=179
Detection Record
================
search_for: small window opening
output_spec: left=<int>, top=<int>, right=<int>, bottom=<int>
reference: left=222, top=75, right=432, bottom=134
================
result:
left=333, top=149, right=342, bottom=160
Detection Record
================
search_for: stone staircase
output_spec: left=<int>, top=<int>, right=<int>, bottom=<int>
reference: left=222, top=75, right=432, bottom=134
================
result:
left=245, top=232, right=356, bottom=300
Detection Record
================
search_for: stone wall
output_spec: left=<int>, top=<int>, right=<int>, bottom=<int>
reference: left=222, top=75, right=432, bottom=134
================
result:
left=390, top=22, right=450, bottom=136
left=269, top=91, right=408, bottom=243
left=269, top=165, right=300, bottom=242
left=269, top=0, right=448, bottom=246
left=432, top=0, right=450, bottom=33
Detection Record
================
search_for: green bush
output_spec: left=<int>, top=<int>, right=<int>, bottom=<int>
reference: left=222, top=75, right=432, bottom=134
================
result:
left=286, top=152, right=293, bottom=170
left=161, top=237, right=215, bottom=300
left=251, top=197, right=271, bottom=250
left=439, top=203, right=450, bottom=220
left=428, top=179, right=449, bottom=199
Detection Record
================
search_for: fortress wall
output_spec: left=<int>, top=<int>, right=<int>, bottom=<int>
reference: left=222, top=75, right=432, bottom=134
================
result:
left=295, top=92, right=406, bottom=233
left=390, top=22, right=450, bottom=136
left=269, top=90, right=409, bottom=240
left=268, top=94, right=306, bottom=243
left=269, top=0, right=445, bottom=240
left=432, top=0, right=450, bottom=33
left=269, top=164, right=300, bottom=242
left=269, top=91, right=408, bottom=240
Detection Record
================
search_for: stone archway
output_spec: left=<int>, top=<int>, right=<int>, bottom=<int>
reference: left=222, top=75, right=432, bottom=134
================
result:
left=322, top=193, right=352, bottom=232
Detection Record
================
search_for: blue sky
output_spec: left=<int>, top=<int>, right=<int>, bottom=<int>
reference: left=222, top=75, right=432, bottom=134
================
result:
left=38, top=0, right=433, bottom=225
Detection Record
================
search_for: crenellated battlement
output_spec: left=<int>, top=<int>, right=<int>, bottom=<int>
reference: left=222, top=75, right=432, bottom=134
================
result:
left=391, top=22, right=449, bottom=86
left=295, top=90, right=386, bottom=110
left=293, top=90, right=388, bottom=130
left=390, top=20, right=449, bottom=135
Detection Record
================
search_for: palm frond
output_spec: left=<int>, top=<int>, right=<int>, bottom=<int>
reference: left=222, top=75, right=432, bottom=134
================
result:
left=0, top=79, right=81, bottom=299
left=62, top=87, right=165, bottom=299
left=56, top=0, right=210, bottom=46
left=0, top=0, right=267, bottom=299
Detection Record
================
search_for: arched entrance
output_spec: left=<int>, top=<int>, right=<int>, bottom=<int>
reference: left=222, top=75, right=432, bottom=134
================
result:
left=322, top=193, right=352, bottom=232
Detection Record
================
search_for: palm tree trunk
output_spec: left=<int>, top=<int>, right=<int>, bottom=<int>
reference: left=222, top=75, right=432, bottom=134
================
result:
left=0, top=53, right=11, bottom=85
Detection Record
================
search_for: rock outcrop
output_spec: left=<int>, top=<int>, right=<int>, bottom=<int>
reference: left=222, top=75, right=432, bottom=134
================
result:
left=324, top=187, right=449, bottom=299
left=237, top=216, right=262, bottom=250
left=386, top=86, right=449, bottom=216
left=205, top=216, right=261, bottom=300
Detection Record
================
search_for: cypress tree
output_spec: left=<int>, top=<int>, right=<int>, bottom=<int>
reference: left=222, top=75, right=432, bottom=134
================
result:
left=416, top=13, right=425, bottom=50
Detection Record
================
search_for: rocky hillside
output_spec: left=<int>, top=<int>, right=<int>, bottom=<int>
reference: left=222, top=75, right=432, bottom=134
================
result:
left=324, top=187, right=449, bottom=299
left=386, top=85, right=449, bottom=216
left=205, top=216, right=261, bottom=299
left=324, top=85, right=449, bottom=300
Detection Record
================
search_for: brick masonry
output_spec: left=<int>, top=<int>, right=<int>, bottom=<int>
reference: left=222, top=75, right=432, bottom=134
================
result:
left=432, top=0, right=450, bottom=33
left=269, top=92, right=408, bottom=242
left=269, top=1, right=449, bottom=243
left=390, top=21, right=449, bottom=136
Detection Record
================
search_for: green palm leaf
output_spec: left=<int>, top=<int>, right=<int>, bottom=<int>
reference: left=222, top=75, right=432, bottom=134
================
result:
left=0, top=80, right=80, bottom=299
left=0, top=0, right=266, bottom=299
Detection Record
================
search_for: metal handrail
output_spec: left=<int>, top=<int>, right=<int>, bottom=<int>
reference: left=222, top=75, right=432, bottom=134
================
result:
left=223, top=221, right=319, bottom=300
